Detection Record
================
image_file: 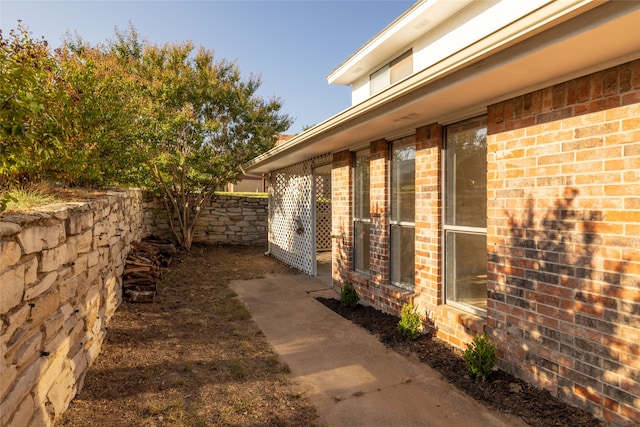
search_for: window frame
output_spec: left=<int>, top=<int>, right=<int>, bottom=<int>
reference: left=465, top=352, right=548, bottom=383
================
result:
left=442, top=115, right=488, bottom=317
left=389, top=136, right=416, bottom=290
left=353, top=149, right=371, bottom=275
left=369, top=49, right=413, bottom=96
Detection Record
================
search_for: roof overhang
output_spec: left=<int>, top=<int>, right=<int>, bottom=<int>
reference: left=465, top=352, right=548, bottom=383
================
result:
left=243, top=0, right=640, bottom=175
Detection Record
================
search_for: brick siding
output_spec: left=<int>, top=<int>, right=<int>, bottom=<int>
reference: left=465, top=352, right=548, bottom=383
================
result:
left=331, top=59, right=640, bottom=425
left=487, top=59, right=640, bottom=425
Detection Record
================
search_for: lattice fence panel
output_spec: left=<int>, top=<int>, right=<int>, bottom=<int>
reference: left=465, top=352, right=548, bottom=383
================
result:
left=268, top=154, right=331, bottom=275
left=269, top=163, right=314, bottom=275
left=315, top=164, right=332, bottom=252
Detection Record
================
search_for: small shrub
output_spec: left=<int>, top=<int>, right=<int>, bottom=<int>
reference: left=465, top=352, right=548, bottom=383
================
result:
left=397, top=303, right=421, bottom=339
left=340, top=281, right=360, bottom=308
left=462, top=332, right=497, bottom=382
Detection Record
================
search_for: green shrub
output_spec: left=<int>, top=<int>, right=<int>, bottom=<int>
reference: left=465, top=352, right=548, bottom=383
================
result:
left=462, top=333, right=497, bottom=382
left=397, top=303, right=421, bottom=339
left=339, top=281, right=359, bottom=308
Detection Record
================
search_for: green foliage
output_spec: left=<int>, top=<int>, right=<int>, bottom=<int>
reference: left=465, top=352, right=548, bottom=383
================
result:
left=0, top=23, right=62, bottom=184
left=397, top=303, right=421, bottom=340
left=339, top=281, right=359, bottom=308
left=1, top=22, right=291, bottom=248
left=462, top=332, right=497, bottom=382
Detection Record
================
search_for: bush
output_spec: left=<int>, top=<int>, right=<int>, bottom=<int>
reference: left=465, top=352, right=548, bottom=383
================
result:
left=463, top=332, right=497, bottom=382
left=397, top=303, right=421, bottom=339
left=339, top=281, right=359, bottom=308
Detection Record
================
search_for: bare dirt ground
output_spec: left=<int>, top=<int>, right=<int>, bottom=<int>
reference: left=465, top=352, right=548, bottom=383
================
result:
left=57, top=244, right=318, bottom=427
left=58, top=243, right=604, bottom=427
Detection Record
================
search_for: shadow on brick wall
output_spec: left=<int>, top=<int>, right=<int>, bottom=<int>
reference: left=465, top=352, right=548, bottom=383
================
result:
left=493, top=187, right=639, bottom=419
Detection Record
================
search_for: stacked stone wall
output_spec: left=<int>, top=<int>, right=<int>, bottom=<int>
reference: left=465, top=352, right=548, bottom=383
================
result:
left=0, top=189, right=145, bottom=427
left=0, top=191, right=269, bottom=427
left=144, top=194, right=268, bottom=245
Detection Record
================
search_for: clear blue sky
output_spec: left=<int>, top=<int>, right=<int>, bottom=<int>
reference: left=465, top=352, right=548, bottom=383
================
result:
left=1, top=1, right=414, bottom=134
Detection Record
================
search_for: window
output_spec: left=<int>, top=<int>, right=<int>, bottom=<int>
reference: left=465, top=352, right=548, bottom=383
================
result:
left=390, top=136, right=415, bottom=288
left=444, top=116, right=487, bottom=315
left=370, top=50, right=413, bottom=96
left=354, top=149, right=370, bottom=274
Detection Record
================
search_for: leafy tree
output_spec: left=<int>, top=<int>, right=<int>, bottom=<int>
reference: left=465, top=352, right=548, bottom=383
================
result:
left=114, top=28, right=292, bottom=249
left=0, top=23, right=62, bottom=186
left=1, top=24, right=290, bottom=247
left=53, top=35, right=146, bottom=186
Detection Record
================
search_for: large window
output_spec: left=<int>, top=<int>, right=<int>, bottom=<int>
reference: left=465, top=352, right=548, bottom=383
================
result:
left=390, top=137, right=415, bottom=289
left=370, top=50, right=413, bottom=96
left=354, top=149, right=370, bottom=274
left=444, top=116, right=487, bottom=315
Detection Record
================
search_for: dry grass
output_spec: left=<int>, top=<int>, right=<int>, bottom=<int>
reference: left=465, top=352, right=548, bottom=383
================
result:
left=56, top=244, right=318, bottom=427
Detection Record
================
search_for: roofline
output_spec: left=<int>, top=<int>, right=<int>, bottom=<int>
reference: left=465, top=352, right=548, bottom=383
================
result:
left=243, top=0, right=639, bottom=175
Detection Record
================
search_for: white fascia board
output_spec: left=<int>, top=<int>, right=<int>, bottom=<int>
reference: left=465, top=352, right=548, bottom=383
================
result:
left=327, top=0, right=472, bottom=86
left=244, top=0, right=633, bottom=175
left=327, top=0, right=597, bottom=87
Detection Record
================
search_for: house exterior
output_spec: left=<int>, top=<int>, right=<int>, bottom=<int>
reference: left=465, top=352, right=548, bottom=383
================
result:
left=221, top=135, right=295, bottom=193
left=242, top=1, right=640, bottom=424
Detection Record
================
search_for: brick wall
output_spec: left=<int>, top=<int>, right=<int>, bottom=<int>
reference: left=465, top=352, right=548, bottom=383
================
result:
left=331, top=150, right=352, bottom=283
left=487, top=59, right=640, bottom=425
left=330, top=59, right=639, bottom=425
left=0, top=190, right=145, bottom=427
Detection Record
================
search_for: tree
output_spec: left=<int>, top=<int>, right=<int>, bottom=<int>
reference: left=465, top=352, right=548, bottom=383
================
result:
left=0, top=23, right=62, bottom=186
left=53, top=35, right=147, bottom=186
left=114, top=29, right=291, bottom=249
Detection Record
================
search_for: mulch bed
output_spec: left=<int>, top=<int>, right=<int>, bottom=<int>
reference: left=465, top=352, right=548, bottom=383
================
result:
left=316, top=297, right=604, bottom=427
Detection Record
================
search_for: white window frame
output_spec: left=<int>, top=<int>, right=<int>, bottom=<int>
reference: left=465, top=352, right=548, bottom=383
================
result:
left=389, top=136, right=415, bottom=290
left=442, top=116, right=488, bottom=317
left=353, top=149, right=371, bottom=275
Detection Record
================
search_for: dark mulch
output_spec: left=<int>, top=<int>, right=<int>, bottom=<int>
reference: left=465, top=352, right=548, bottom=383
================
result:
left=316, top=297, right=605, bottom=427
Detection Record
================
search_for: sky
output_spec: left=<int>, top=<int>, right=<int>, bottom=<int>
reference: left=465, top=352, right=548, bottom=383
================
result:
left=1, top=0, right=414, bottom=134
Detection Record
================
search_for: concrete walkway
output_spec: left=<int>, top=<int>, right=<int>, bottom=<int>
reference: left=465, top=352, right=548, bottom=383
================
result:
left=230, top=273, right=528, bottom=427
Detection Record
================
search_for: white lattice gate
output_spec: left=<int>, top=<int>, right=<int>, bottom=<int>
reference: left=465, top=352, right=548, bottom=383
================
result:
left=314, top=164, right=332, bottom=252
left=268, top=155, right=331, bottom=275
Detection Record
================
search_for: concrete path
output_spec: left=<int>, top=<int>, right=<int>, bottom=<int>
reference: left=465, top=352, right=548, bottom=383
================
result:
left=230, top=273, right=527, bottom=427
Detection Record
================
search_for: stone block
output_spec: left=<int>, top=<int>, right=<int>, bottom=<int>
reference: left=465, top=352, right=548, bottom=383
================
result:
left=29, top=290, right=60, bottom=326
left=72, top=254, right=88, bottom=277
left=46, top=367, right=76, bottom=418
left=75, top=229, right=93, bottom=254
left=25, top=271, right=57, bottom=301
left=8, top=393, right=35, bottom=427
left=0, top=264, right=25, bottom=313
left=18, top=224, right=64, bottom=254
left=71, top=347, right=89, bottom=381
left=23, top=257, right=38, bottom=287
left=43, top=312, right=65, bottom=343
left=39, top=246, right=67, bottom=273
left=0, top=221, right=22, bottom=237
left=64, top=238, right=78, bottom=264
left=86, top=264, right=100, bottom=284
left=87, top=250, right=99, bottom=268
left=0, top=363, right=17, bottom=401
left=0, top=357, right=46, bottom=427
left=0, top=241, right=22, bottom=272
left=58, top=276, right=78, bottom=303
left=66, top=211, right=93, bottom=236
left=28, top=408, right=50, bottom=427
left=3, top=304, right=31, bottom=348
left=14, top=331, right=42, bottom=368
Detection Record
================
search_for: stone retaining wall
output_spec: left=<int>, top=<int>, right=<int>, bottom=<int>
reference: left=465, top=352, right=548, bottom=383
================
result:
left=0, top=191, right=268, bottom=426
left=145, top=194, right=268, bottom=245
left=0, top=189, right=145, bottom=427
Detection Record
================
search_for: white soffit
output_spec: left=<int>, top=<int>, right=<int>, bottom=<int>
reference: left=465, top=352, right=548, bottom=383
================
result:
left=327, top=0, right=473, bottom=85
left=244, top=1, right=640, bottom=175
